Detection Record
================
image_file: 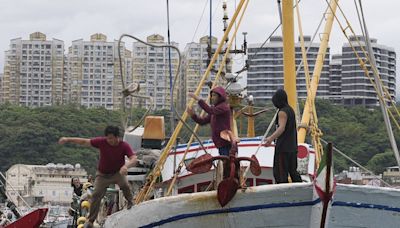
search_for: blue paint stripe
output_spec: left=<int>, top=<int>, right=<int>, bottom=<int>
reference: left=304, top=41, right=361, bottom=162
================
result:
left=139, top=198, right=400, bottom=227
left=139, top=198, right=321, bottom=228
left=332, top=201, right=400, bottom=212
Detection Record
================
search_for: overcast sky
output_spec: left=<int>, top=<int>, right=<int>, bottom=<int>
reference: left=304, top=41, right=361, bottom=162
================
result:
left=1, top=0, right=399, bottom=91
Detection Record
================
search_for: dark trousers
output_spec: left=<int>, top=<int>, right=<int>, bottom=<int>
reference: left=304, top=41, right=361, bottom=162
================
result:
left=218, top=145, right=232, bottom=156
left=273, top=150, right=302, bottom=183
left=88, top=172, right=133, bottom=223
left=218, top=145, right=235, bottom=179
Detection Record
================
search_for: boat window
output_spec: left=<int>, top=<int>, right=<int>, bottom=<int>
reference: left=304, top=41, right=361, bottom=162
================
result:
left=178, top=185, right=194, bottom=194
left=245, top=178, right=254, bottom=187
left=256, top=178, right=273, bottom=186
left=196, top=181, right=211, bottom=192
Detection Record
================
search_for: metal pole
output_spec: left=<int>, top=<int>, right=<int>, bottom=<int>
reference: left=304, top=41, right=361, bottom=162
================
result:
left=282, top=0, right=297, bottom=111
left=166, top=0, right=175, bottom=133
left=298, top=0, right=338, bottom=143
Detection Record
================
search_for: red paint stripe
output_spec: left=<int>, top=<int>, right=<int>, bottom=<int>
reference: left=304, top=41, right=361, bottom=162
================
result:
left=171, top=144, right=274, bottom=155
left=170, top=144, right=315, bottom=155
left=168, top=166, right=273, bottom=181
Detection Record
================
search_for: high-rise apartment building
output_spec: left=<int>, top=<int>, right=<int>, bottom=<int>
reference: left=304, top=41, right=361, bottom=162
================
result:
left=180, top=36, right=228, bottom=110
left=329, top=54, right=342, bottom=104
left=246, top=36, right=330, bottom=105
left=67, top=33, right=132, bottom=110
left=340, top=36, right=396, bottom=106
left=1, top=32, right=65, bottom=106
left=132, top=34, right=179, bottom=110
left=0, top=73, right=3, bottom=103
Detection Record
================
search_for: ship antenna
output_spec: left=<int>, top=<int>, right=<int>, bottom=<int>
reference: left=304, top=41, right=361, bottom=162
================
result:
left=166, top=0, right=175, bottom=134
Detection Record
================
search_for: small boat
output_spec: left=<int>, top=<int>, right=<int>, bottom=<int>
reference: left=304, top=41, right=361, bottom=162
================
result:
left=3, top=208, right=48, bottom=228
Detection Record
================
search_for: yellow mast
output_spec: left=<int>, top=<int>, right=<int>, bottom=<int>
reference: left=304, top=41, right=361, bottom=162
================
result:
left=297, top=0, right=338, bottom=143
left=135, top=0, right=248, bottom=204
left=282, top=0, right=297, bottom=111
left=247, top=105, right=255, bottom=137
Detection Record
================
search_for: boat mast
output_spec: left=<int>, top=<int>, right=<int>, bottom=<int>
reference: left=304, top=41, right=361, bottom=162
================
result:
left=136, top=0, right=249, bottom=203
left=360, top=4, right=400, bottom=167
left=282, top=0, right=297, bottom=111
left=297, top=0, right=338, bottom=143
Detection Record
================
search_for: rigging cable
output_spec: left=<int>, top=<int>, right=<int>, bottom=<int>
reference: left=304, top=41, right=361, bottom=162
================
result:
left=136, top=0, right=251, bottom=203
left=191, top=0, right=210, bottom=43
left=323, top=0, right=400, bottom=130
left=166, top=0, right=175, bottom=133
left=294, top=0, right=324, bottom=165
left=293, top=4, right=329, bottom=123
left=353, top=0, right=365, bottom=38
left=166, top=0, right=251, bottom=196
left=225, top=0, right=305, bottom=90
left=357, top=0, right=400, bottom=168
left=241, top=110, right=278, bottom=184
left=117, top=35, right=211, bottom=155
left=320, top=138, right=392, bottom=188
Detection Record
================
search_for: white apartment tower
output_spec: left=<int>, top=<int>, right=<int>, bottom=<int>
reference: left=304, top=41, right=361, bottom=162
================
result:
left=246, top=36, right=330, bottom=104
left=0, top=73, right=3, bottom=103
left=180, top=36, right=228, bottom=110
left=67, top=33, right=133, bottom=110
left=329, top=54, right=342, bottom=104
left=1, top=32, right=65, bottom=106
left=340, top=36, right=396, bottom=106
left=132, top=34, right=179, bottom=110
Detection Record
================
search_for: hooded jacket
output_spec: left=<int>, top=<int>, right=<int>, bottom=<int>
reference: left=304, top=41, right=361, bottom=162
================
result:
left=272, top=89, right=297, bottom=153
left=190, top=86, right=231, bottom=148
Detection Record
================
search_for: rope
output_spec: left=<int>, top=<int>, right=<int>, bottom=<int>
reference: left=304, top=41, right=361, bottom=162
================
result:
left=117, top=34, right=181, bottom=130
left=324, top=0, right=400, bottom=130
left=136, top=0, right=249, bottom=203
left=320, top=138, right=392, bottom=188
left=241, top=110, right=278, bottom=184
left=190, top=0, right=210, bottom=43
left=166, top=0, right=251, bottom=196
left=294, top=0, right=325, bottom=165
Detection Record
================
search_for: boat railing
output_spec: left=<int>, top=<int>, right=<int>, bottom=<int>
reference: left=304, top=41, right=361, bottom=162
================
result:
left=0, top=172, right=31, bottom=213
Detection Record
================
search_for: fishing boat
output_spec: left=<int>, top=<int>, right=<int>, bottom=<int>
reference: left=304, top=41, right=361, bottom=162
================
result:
left=1, top=208, right=48, bottom=228
left=101, top=0, right=400, bottom=227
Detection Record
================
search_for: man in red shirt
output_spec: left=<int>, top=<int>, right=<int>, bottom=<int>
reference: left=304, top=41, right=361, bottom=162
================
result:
left=59, top=125, right=137, bottom=228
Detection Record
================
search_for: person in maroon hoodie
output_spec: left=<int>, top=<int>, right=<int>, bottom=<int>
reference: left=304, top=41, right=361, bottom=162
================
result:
left=187, top=86, right=232, bottom=156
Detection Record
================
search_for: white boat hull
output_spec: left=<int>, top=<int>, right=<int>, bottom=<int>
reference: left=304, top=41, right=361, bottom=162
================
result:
left=329, top=184, right=400, bottom=228
left=105, top=183, right=315, bottom=228
left=104, top=183, right=400, bottom=228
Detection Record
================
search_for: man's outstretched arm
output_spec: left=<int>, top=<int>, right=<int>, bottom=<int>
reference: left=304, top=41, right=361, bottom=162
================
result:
left=58, top=137, right=91, bottom=147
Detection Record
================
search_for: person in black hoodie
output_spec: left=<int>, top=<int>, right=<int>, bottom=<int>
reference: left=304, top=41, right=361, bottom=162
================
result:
left=265, top=89, right=302, bottom=183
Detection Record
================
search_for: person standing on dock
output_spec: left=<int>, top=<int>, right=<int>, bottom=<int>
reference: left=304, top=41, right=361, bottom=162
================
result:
left=59, top=125, right=137, bottom=228
left=264, top=89, right=302, bottom=184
